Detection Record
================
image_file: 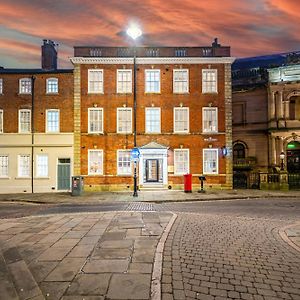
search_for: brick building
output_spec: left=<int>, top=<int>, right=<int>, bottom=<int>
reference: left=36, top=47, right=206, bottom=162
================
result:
left=0, top=40, right=74, bottom=193
left=71, top=41, right=234, bottom=191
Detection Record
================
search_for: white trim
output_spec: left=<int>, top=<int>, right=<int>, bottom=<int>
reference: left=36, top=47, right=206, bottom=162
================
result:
left=88, top=107, right=104, bottom=134
left=145, top=107, right=161, bottom=133
left=88, top=69, right=104, bottom=94
left=0, top=109, right=3, bottom=133
left=0, top=78, right=3, bottom=94
left=173, top=107, right=189, bottom=133
left=202, top=107, right=218, bottom=133
left=117, top=107, right=132, bottom=134
left=145, top=69, right=161, bottom=93
left=117, top=150, right=132, bottom=176
left=174, top=149, right=190, bottom=175
left=18, top=109, right=31, bottom=133
left=46, top=77, right=59, bottom=94
left=46, top=109, right=60, bottom=133
left=173, top=69, right=189, bottom=94
left=70, top=57, right=236, bottom=65
left=203, top=148, right=219, bottom=175
left=0, top=154, right=9, bottom=177
left=88, top=149, right=103, bottom=175
left=116, top=69, right=132, bottom=94
left=19, top=78, right=32, bottom=94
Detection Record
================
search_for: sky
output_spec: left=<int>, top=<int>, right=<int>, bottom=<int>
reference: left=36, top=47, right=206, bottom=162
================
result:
left=0, top=0, right=299, bottom=69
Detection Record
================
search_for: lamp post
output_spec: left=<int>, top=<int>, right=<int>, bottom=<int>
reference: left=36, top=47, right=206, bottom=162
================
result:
left=280, top=151, right=285, bottom=171
left=126, top=25, right=142, bottom=197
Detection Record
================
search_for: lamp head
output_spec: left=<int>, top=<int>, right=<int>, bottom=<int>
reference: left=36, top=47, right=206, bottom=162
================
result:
left=280, top=151, right=285, bottom=160
left=126, top=25, right=142, bottom=40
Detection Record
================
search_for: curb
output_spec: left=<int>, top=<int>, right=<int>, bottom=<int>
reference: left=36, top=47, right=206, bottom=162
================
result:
left=151, top=213, right=178, bottom=300
left=279, top=222, right=300, bottom=253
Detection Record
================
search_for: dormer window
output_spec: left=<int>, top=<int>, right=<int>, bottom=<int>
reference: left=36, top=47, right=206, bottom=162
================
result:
left=46, top=78, right=58, bottom=94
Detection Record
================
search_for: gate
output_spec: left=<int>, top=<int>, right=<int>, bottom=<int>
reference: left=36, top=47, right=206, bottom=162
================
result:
left=233, top=172, right=247, bottom=189
left=57, top=158, right=71, bottom=190
left=249, top=172, right=260, bottom=189
left=288, top=173, right=300, bottom=190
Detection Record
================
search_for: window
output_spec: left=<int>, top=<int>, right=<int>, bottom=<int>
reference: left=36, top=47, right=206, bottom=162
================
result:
left=19, top=78, right=32, bottom=94
left=203, top=149, right=218, bottom=174
left=175, top=49, right=187, bottom=57
left=233, top=143, right=246, bottom=161
left=145, top=70, right=160, bottom=93
left=36, top=155, right=48, bottom=177
left=18, top=155, right=30, bottom=177
left=117, top=70, right=132, bottom=93
left=88, top=69, right=103, bottom=93
left=88, top=150, right=103, bottom=175
left=19, top=109, right=31, bottom=133
left=117, top=150, right=131, bottom=175
left=174, top=107, right=189, bottom=133
left=46, top=109, right=60, bottom=132
left=46, top=78, right=58, bottom=93
left=88, top=108, right=103, bottom=134
left=174, top=149, right=189, bottom=175
left=203, top=107, right=218, bottom=133
left=145, top=108, right=161, bottom=133
left=0, top=155, right=8, bottom=177
left=173, top=69, right=189, bottom=93
left=0, top=110, right=3, bottom=133
left=0, top=79, right=3, bottom=94
left=202, top=69, right=217, bottom=93
left=117, top=108, right=132, bottom=133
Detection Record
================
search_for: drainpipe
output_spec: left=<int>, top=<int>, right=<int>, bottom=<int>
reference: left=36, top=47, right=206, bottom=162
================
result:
left=31, top=76, right=36, bottom=193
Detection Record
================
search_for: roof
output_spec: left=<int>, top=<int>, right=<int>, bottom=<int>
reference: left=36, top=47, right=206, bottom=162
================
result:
left=140, top=142, right=169, bottom=149
left=0, top=68, right=73, bottom=75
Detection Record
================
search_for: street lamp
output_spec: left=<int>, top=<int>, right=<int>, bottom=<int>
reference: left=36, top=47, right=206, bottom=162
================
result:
left=127, top=24, right=142, bottom=197
left=280, top=151, right=285, bottom=171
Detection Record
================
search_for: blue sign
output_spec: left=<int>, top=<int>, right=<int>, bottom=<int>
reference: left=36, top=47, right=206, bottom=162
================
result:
left=130, top=147, right=140, bottom=161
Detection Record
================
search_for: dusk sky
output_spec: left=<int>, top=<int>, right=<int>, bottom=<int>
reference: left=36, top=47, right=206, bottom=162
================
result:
left=0, top=0, right=299, bottom=69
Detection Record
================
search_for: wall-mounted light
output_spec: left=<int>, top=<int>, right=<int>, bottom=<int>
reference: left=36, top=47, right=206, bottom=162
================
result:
left=93, top=103, right=98, bottom=108
left=180, top=144, right=183, bottom=149
left=123, top=103, right=127, bottom=107
left=180, top=102, right=183, bottom=107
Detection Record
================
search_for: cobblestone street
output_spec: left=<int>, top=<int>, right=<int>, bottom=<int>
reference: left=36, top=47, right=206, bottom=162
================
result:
left=162, top=212, right=300, bottom=300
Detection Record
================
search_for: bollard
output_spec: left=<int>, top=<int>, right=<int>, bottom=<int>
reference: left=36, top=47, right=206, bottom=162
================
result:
left=198, top=176, right=206, bottom=193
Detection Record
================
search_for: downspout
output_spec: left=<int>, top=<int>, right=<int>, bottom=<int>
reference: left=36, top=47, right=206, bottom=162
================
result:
left=31, top=76, right=36, bottom=193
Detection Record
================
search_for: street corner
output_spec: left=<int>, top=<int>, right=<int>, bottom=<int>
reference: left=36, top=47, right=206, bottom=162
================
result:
left=279, top=222, right=300, bottom=253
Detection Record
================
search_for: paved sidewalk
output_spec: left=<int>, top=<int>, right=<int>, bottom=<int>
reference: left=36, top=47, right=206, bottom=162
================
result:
left=0, top=189, right=299, bottom=205
left=0, top=211, right=173, bottom=299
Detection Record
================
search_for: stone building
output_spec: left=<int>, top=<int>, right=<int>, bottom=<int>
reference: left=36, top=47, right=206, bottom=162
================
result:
left=0, top=40, right=74, bottom=193
left=232, top=52, right=300, bottom=188
left=70, top=41, right=234, bottom=191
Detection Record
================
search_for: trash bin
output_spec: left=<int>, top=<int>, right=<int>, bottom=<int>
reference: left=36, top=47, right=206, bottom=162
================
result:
left=184, top=174, right=192, bottom=193
left=71, top=176, right=84, bottom=196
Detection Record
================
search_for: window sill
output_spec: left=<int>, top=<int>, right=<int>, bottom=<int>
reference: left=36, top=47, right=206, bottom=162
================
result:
left=203, top=173, right=219, bottom=176
left=15, top=176, right=31, bottom=180
left=145, top=132, right=161, bottom=135
left=202, top=131, right=219, bottom=134
left=174, top=131, right=189, bottom=134
left=18, top=132, right=32, bottom=134
left=202, top=92, right=218, bottom=95
left=144, top=92, right=161, bottom=95
left=18, top=93, right=32, bottom=96
left=46, top=131, right=60, bottom=134
left=116, top=92, right=133, bottom=95
left=34, top=177, right=50, bottom=180
left=0, top=176, right=10, bottom=180
left=173, top=92, right=189, bottom=95
left=117, top=174, right=132, bottom=177
left=117, top=132, right=133, bottom=135
left=87, top=92, right=104, bottom=95
left=88, top=132, right=104, bottom=135
left=46, top=92, right=59, bottom=95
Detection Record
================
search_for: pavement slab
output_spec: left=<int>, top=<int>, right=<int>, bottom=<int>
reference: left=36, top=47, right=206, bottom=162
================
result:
left=83, top=258, right=130, bottom=273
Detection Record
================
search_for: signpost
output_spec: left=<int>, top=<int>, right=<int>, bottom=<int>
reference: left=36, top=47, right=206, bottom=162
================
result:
left=130, top=147, right=140, bottom=197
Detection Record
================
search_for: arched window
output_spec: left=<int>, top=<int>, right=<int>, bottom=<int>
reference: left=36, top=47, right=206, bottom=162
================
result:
left=233, top=143, right=246, bottom=161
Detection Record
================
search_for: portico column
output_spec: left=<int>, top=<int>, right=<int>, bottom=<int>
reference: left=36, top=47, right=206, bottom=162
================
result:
left=284, top=100, right=290, bottom=119
left=269, top=135, right=276, bottom=165
left=269, top=91, right=276, bottom=120
left=277, top=91, right=284, bottom=119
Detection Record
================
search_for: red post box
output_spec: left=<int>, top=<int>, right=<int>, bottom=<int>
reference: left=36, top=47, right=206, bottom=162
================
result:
left=184, top=174, right=192, bottom=193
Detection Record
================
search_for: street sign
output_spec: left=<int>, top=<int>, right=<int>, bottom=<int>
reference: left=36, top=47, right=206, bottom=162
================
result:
left=130, top=147, right=140, bottom=162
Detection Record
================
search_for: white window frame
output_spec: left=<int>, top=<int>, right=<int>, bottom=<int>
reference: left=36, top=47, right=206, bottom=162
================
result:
left=0, top=110, right=3, bottom=133
left=202, top=69, right=218, bottom=93
left=46, top=109, right=60, bottom=133
left=173, top=69, right=189, bottom=94
left=145, top=107, right=161, bottom=133
left=88, top=149, right=103, bottom=175
left=145, top=69, right=160, bottom=93
left=0, top=78, right=3, bottom=94
left=18, top=109, right=31, bottom=133
left=88, top=108, right=104, bottom=134
left=117, top=150, right=132, bottom=175
left=117, top=69, right=132, bottom=94
left=174, top=107, right=189, bottom=133
left=18, top=154, right=30, bottom=177
left=202, top=107, right=218, bottom=133
left=88, top=69, right=104, bottom=94
left=36, top=154, right=48, bottom=177
left=46, top=78, right=58, bottom=94
left=0, top=155, right=9, bottom=177
left=19, top=78, right=32, bottom=94
left=174, top=149, right=190, bottom=175
left=203, top=148, right=219, bottom=175
left=117, top=108, right=132, bottom=134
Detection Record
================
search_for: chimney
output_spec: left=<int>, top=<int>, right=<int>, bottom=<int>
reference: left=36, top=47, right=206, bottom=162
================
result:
left=41, top=39, right=58, bottom=70
left=212, top=38, right=221, bottom=48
